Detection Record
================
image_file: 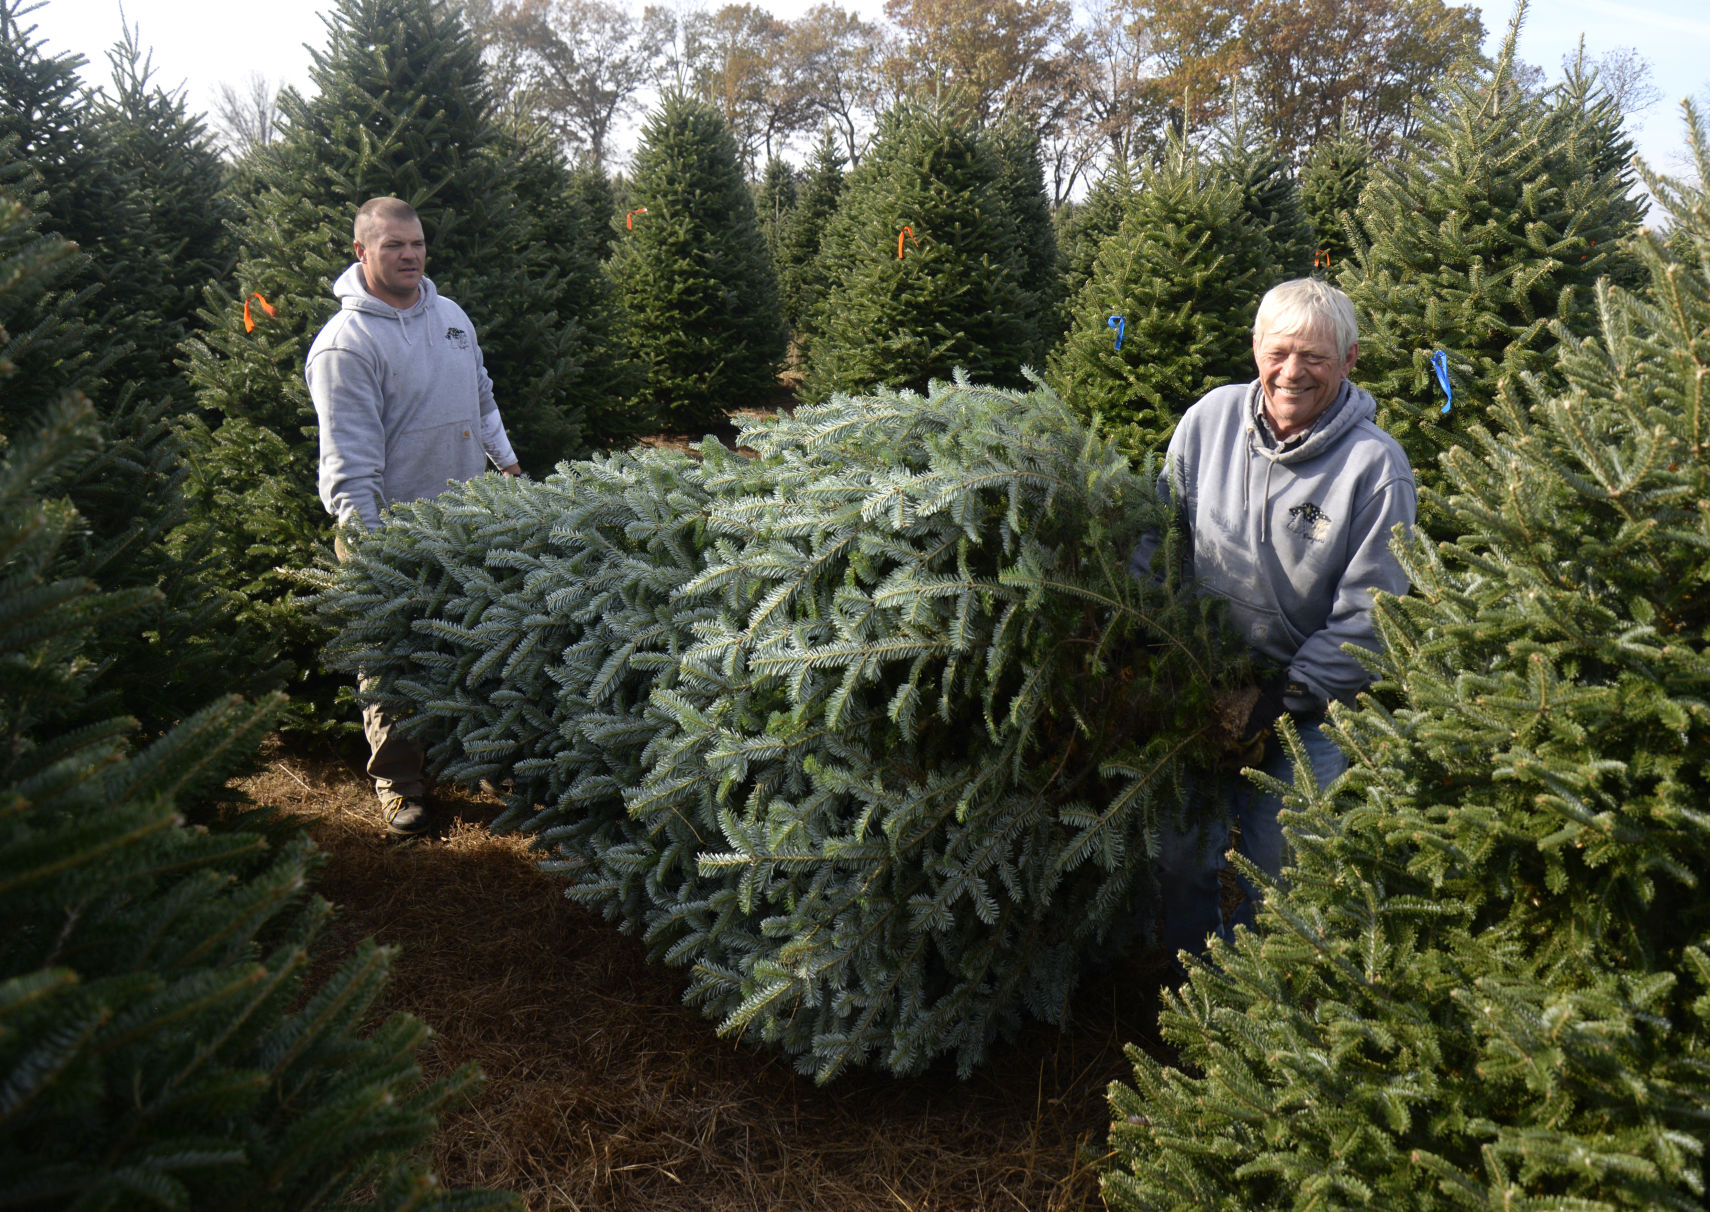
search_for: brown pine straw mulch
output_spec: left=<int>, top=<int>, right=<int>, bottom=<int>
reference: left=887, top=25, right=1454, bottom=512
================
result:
left=238, top=733, right=1180, bottom=1212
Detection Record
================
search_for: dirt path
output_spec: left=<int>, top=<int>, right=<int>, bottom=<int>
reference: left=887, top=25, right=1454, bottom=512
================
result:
left=241, top=726, right=1165, bottom=1211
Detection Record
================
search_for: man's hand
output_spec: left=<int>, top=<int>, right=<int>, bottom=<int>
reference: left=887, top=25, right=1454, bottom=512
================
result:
left=1238, top=675, right=1292, bottom=764
left=1212, top=673, right=1302, bottom=768
left=499, top=462, right=521, bottom=477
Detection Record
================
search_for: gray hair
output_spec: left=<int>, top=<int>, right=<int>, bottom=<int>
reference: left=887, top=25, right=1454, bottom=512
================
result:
left=1252, top=278, right=1359, bottom=357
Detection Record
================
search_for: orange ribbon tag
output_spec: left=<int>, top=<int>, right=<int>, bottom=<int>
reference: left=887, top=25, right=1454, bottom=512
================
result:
left=627, top=207, right=648, bottom=231
left=243, top=292, right=276, bottom=333
left=1313, top=249, right=1331, bottom=268
left=897, top=226, right=918, bottom=259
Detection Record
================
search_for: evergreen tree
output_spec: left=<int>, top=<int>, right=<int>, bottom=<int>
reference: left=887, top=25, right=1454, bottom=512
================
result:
left=982, top=116, right=1062, bottom=366
left=1104, top=106, right=1710, bottom=1212
left=775, top=126, right=845, bottom=337
left=0, top=0, right=125, bottom=409
left=1047, top=137, right=1277, bottom=459
left=1298, top=112, right=1370, bottom=269
left=0, top=0, right=127, bottom=332
left=506, top=128, right=640, bottom=446
left=1054, top=154, right=1137, bottom=328
left=319, top=378, right=1252, bottom=1079
left=1, top=8, right=261, bottom=733
left=756, top=153, right=798, bottom=271
left=800, top=100, right=1038, bottom=402
left=1211, top=109, right=1315, bottom=282
left=0, top=194, right=510, bottom=1212
left=86, top=26, right=234, bottom=407
left=1338, top=8, right=1644, bottom=494
left=566, top=158, right=619, bottom=263
left=176, top=0, right=607, bottom=719
left=608, top=92, right=787, bottom=433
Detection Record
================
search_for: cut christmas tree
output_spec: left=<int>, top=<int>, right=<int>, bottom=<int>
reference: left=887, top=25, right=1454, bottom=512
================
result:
left=319, top=378, right=1252, bottom=1079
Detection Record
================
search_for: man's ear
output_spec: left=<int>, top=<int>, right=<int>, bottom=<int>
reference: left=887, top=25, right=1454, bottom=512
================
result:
left=1344, top=341, right=1359, bottom=374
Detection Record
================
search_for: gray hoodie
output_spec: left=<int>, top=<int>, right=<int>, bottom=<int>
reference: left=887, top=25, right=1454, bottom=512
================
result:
left=1135, top=378, right=1416, bottom=708
left=308, top=264, right=509, bottom=531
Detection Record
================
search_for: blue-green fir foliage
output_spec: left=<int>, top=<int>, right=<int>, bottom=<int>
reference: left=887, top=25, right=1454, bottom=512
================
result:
left=319, top=378, right=1249, bottom=1079
left=1103, top=105, right=1710, bottom=1211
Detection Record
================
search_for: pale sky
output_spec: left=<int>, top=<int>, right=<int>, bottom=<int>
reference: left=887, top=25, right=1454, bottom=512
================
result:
left=19, top=0, right=1710, bottom=175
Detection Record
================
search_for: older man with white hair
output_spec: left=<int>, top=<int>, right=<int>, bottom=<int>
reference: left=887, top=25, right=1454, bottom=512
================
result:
left=1134, top=277, right=1417, bottom=962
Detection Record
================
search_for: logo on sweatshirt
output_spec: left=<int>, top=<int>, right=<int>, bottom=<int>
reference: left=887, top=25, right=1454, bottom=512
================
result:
left=444, top=326, right=470, bottom=349
left=1286, top=502, right=1331, bottom=542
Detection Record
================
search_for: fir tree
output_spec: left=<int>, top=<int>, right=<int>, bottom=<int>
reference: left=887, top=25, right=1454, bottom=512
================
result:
left=566, top=158, right=619, bottom=264
left=1338, top=7, right=1644, bottom=493
left=775, top=126, right=845, bottom=338
left=1104, top=105, right=1710, bottom=1212
left=1047, top=136, right=1277, bottom=459
left=0, top=194, right=511, bottom=1212
left=1054, top=155, right=1137, bottom=328
left=1212, top=109, right=1315, bottom=282
left=176, top=0, right=606, bottom=718
left=85, top=26, right=234, bottom=407
left=0, top=9, right=260, bottom=733
left=503, top=128, right=640, bottom=445
left=756, top=153, right=798, bottom=269
left=982, top=116, right=1062, bottom=366
left=0, top=0, right=125, bottom=408
left=800, top=100, right=1038, bottom=402
left=1298, top=112, right=1370, bottom=269
left=319, top=378, right=1251, bottom=1079
left=608, top=92, right=787, bottom=433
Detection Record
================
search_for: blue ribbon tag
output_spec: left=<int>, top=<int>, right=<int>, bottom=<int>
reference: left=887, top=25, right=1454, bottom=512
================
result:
left=1108, top=315, right=1125, bottom=351
left=1431, top=350, right=1452, bottom=415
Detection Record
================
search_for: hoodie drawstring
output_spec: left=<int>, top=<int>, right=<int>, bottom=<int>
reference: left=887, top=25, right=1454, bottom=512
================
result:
left=1260, top=457, right=1276, bottom=543
left=1244, top=424, right=1279, bottom=545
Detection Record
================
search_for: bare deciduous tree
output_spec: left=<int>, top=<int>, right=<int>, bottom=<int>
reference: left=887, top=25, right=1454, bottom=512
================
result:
left=479, top=0, right=660, bottom=165
left=1118, top=0, right=1486, bottom=163
left=681, top=3, right=794, bottom=169
left=212, top=71, right=280, bottom=158
left=883, top=0, right=1082, bottom=128
left=1570, top=44, right=1662, bottom=116
left=786, top=4, right=884, bottom=165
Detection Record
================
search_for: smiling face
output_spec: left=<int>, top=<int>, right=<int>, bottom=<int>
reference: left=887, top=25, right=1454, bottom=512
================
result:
left=1253, top=321, right=1358, bottom=440
left=354, top=213, right=426, bottom=309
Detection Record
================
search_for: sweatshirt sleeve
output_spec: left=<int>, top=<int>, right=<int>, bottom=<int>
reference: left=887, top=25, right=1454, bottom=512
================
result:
left=308, top=340, right=388, bottom=532
left=480, top=406, right=518, bottom=470
left=1287, top=468, right=1417, bottom=707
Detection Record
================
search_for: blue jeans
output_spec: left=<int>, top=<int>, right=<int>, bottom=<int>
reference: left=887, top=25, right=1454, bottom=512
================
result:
left=1154, top=720, right=1347, bottom=960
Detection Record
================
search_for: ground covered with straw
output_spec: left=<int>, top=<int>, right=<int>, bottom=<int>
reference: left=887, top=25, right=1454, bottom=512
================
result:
left=240, top=734, right=1173, bottom=1210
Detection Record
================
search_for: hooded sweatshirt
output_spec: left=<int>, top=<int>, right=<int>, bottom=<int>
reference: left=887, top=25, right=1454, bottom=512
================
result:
left=308, top=264, right=513, bottom=531
left=1134, top=378, right=1416, bottom=709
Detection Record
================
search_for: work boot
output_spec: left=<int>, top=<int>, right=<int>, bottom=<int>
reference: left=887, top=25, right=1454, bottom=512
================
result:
left=379, top=793, right=431, bottom=838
